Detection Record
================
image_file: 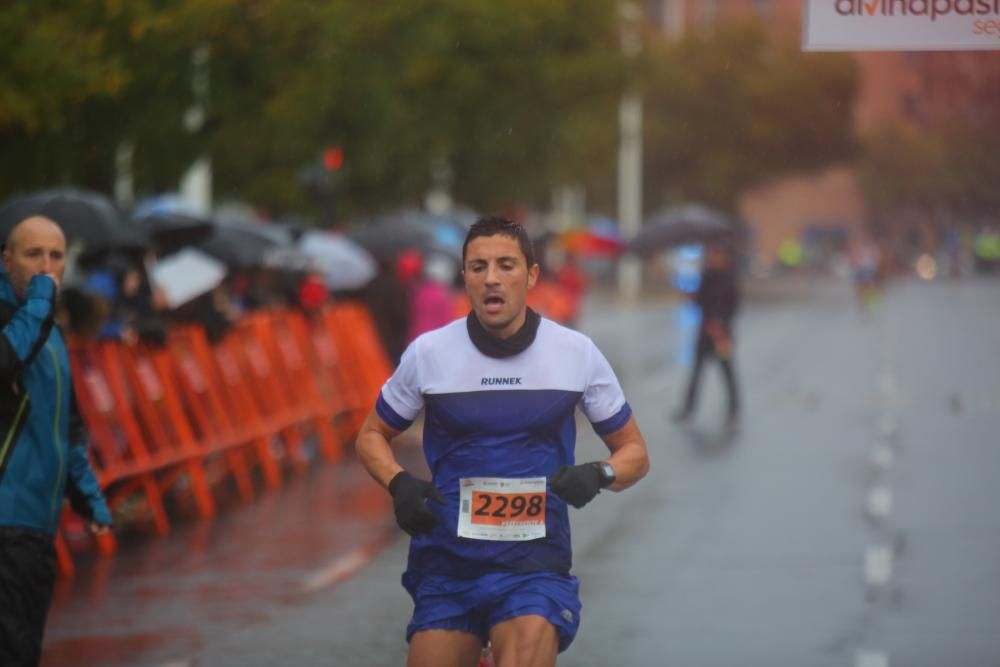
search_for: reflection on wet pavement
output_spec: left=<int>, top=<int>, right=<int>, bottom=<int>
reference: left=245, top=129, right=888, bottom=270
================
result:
left=43, top=450, right=403, bottom=667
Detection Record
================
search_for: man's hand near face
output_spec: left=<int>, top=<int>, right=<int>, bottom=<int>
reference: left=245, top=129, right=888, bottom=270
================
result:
left=43, top=273, right=60, bottom=290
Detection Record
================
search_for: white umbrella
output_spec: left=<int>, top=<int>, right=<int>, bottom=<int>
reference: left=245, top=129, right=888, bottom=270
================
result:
left=298, top=231, right=377, bottom=290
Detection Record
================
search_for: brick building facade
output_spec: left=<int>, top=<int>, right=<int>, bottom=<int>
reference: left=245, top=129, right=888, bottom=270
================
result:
left=644, top=0, right=1000, bottom=268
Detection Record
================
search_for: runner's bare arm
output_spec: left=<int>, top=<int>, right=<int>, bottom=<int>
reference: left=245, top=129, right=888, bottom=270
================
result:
left=355, top=410, right=406, bottom=490
left=599, top=416, right=650, bottom=492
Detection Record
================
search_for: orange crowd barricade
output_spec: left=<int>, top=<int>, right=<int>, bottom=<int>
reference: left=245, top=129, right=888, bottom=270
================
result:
left=251, top=310, right=342, bottom=463
left=312, top=308, right=368, bottom=434
left=318, top=302, right=394, bottom=431
left=210, top=330, right=307, bottom=475
left=109, top=342, right=217, bottom=520
left=58, top=302, right=394, bottom=576
left=168, top=325, right=282, bottom=492
left=165, top=325, right=261, bottom=503
left=68, top=341, right=170, bottom=543
left=282, top=310, right=356, bottom=461
left=342, top=302, right=394, bottom=398
left=227, top=316, right=311, bottom=474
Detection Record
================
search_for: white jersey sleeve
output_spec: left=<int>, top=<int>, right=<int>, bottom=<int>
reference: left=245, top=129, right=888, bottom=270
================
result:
left=580, top=338, right=632, bottom=435
left=376, top=340, right=425, bottom=430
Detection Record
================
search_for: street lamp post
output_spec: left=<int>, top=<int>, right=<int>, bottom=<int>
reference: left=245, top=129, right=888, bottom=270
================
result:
left=180, top=45, right=212, bottom=215
left=617, top=2, right=643, bottom=299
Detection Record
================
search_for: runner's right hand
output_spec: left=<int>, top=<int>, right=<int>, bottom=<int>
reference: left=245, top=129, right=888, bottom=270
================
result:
left=388, top=471, right=446, bottom=537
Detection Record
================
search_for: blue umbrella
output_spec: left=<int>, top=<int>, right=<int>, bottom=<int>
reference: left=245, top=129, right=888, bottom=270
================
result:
left=133, top=195, right=214, bottom=254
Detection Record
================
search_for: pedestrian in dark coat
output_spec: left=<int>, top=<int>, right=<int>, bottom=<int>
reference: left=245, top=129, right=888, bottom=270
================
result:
left=673, top=243, right=741, bottom=429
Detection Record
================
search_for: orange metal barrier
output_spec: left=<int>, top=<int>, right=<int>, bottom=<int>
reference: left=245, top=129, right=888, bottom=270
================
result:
left=305, top=311, right=365, bottom=426
left=243, top=311, right=341, bottom=464
left=69, top=341, right=171, bottom=542
left=112, top=342, right=217, bottom=520
left=281, top=310, right=356, bottom=461
left=168, top=325, right=282, bottom=491
left=56, top=301, right=392, bottom=577
left=318, top=303, right=394, bottom=432
left=228, top=314, right=311, bottom=474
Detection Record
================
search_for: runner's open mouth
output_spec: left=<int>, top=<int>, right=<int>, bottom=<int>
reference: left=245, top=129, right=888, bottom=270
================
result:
left=484, top=295, right=505, bottom=312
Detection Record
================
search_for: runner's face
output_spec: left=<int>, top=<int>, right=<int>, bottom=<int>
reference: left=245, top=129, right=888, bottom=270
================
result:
left=463, top=234, right=539, bottom=339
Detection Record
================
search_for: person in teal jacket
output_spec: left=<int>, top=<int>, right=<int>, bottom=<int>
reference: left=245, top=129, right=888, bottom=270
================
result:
left=0, top=215, right=112, bottom=667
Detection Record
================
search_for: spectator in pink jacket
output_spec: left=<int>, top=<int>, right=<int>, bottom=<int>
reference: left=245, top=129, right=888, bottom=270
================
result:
left=408, top=253, right=457, bottom=343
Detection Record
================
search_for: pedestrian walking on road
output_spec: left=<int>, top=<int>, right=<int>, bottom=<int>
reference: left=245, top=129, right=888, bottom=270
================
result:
left=0, top=216, right=112, bottom=667
left=356, top=216, right=650, bottom=667
left=672, top=242, right=742, bottom=430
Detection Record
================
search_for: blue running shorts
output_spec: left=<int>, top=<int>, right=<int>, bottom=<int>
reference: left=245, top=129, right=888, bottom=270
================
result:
left=402, top=570, right=582, bottom=652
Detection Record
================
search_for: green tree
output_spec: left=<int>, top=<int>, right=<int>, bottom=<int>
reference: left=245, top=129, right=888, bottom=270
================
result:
left=0, top=1, right=204, bottom=197
left=314, top=0, right=626, bottom=215
left=0, top=1, right=628, bottom=219
left=641, top=22, right=858, bottom=213
left=167, top=0, right=626, bottom=217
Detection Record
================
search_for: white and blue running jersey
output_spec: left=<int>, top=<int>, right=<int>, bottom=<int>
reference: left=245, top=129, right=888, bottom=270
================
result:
left=376, top=316, right=632, bottom=577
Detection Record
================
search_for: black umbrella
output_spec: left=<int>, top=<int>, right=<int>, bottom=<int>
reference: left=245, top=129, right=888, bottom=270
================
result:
left=198, top=219, right=313, bottom=272
left=626, top=204, right=741, bottom=258
left=0, top=188, right=147, bottom=254
left=137, top=211, right=215, bottom=256
left=349, top=210, right=464, bottom=262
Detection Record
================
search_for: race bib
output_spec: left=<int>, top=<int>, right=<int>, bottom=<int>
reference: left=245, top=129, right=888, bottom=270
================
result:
left=457, top=477, right=547, bottom=541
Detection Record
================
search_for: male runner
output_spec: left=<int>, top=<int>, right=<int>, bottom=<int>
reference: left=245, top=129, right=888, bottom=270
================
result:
left=356, top=216, right=649, bottom=667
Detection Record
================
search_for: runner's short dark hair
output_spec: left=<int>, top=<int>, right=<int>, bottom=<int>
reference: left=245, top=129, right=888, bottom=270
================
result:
left=462, top=216, right=536, bottom=267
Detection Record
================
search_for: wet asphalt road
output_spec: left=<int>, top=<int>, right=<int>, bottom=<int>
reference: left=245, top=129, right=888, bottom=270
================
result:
left=42, top=277, right=1000, bottom=666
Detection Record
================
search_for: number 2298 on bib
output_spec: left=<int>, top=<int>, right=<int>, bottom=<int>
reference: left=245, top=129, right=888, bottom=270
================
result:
left=457, top=477, right=547, bottom=541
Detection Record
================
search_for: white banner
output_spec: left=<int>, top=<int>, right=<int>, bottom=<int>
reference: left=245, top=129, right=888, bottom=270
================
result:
left=804, top=0, right=1000, bottom=50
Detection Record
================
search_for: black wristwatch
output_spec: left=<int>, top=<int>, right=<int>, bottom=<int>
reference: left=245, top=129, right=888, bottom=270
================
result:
left=595, top=461, right=616, bottom=488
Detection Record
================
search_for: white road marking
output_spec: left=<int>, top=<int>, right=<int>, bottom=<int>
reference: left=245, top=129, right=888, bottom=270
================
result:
left=878, top=414, right=898, bottom=441
left=856, top=650, right=889, bottom=667
left=299, top=547, right=372, bottom=593
left=865, top=545, right=894, bottom=588
left=870, top=445, right=895, bottom=470
left=866, top=486, right=893, bottom=520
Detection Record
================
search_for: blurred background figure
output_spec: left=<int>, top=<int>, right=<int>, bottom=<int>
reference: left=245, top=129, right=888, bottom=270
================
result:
left=297, top=270, right=330, bottom=315
left=672, top=243, right=741, bottom=431
left=851, top=238, right=884, bottom=312
left=362, top=250, right=419, bottom=366
left=408, top=253, right=458, bottom=343
left=552, top=253, right=588, bottom=328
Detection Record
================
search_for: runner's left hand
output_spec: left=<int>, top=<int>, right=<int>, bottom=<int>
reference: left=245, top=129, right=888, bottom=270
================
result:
left=550, top=463, right=603, bottom=508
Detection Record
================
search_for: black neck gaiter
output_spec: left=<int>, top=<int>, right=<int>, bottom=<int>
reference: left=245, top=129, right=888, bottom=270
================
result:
left=466, top=308, right=541, bottom=359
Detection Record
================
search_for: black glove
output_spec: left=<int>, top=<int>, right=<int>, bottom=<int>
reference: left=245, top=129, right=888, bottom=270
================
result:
left=550, top=463, right=604, bottom=509
left=388, top=471, right=446, bottom=537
